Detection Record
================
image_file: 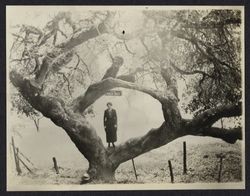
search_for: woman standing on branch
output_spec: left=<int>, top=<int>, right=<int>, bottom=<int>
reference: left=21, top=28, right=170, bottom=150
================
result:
left=104, top=102, right=118, bottom=148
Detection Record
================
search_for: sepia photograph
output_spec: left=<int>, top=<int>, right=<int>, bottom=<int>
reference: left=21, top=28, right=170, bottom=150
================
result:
left=6, top=6, right=245, bottom=190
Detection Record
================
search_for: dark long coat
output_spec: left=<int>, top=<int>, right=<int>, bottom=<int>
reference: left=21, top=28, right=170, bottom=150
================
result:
left=104, top=109, right=117, bottom=143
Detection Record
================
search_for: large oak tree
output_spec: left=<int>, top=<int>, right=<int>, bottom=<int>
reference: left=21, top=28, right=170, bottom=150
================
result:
left=9, top=9, right=243, bottom=181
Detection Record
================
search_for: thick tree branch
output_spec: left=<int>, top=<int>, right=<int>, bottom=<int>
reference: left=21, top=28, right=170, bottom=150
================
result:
left=33, top=50, right=74, bottom=88
left=72, top=77, right=169, bottom=113
left=10, top=71, right=69, bottom=126
left=101, top=56, right=124, bottom=80
left=33, top=15, right=112, bottom=88
left=195, top=127, right=242, bottom=144
left=116, top=67, right=143, bottom=83
left=57, top=22, right=109, bottom=50
left=185, top=102, right=242, bottom=132
left=109, top=103, right=242, bottom=167
left=109, top=122, right=185, bottom=167
left=109, top=122, right=242, bottom=167
left=160, top=63, right=179, bottom=99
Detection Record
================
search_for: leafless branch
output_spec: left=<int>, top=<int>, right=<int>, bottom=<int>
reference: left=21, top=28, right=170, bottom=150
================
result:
left=58, top=72, right=72, bottom=97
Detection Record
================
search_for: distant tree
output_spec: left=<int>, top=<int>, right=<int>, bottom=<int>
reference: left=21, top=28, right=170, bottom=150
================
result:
left=9, top=9, right=242, bottom=181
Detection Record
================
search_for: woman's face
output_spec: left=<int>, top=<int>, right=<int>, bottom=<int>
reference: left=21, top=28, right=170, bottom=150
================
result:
left=107, top=104, right=112, bottom=109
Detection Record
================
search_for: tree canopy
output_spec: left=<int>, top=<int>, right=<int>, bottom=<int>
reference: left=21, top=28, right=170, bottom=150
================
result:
left=9, top=9, right=242, bottom=118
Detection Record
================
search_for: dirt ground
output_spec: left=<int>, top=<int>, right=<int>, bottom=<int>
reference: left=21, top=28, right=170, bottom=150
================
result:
left=8, top=136, right=243, bottom=186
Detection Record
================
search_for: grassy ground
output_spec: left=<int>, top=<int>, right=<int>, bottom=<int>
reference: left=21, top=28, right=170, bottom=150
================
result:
left=116, top=137, right=242, bottom=184
left=9, top=136, right=243, bottom=185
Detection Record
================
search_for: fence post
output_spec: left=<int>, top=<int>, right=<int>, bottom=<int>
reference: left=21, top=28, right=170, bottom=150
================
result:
left=11, top=137, right=22, bottom=175
left=218, top=156, right=223, bottom=182
left=131, top=158, right=138, bottom=180
left=52, top=157, right=59, bottom=174
left=16, top=147, right=20, bottom=166
left=183, top=141, right=187, bottom=174
left=168, top=160, right=174, bottom=183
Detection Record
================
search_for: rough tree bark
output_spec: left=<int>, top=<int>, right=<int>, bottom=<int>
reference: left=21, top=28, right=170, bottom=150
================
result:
left=9, top=12, right=243, bottom=182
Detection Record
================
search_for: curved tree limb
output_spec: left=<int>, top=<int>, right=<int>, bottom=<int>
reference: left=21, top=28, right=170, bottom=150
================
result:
left=57, top=21, right=109, bottom=50
left=101, top=56, right=124, bottom=80
left=109, top=122, right=242, bottom=167
left=71, top=77, right=170, bottom=113
left=109, top=122, right=185, bottom=167
left=33, top=14, right=113, bottom=88
left=109, top=102, right=242, bottom=167
left=33, top=51, right=74, bottom=88
left=195, top=127, right=242, bottom=144
left=116, top=67, right=143, bottom=83
left=185, top=102, right=242, bottom=132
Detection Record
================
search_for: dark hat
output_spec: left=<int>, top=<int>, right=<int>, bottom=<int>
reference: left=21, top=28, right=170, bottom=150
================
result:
left=107, top=102, right=112, bottom=106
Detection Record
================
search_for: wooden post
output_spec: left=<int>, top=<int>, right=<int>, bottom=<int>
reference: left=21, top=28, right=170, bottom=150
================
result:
left=52, top=157, right=59, bottom=174
left=131, top=158, right=138, bottom=180
left=183, top=141, right=187, bottom=174
left=11, top=137, right=22, bottom=175
left=16, top=147, right=20, bottom=166
left=168, top=160, right=174, bottom=183
left=218, top=156, right=223, bottom=183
